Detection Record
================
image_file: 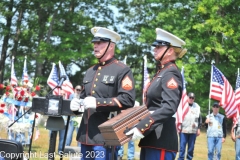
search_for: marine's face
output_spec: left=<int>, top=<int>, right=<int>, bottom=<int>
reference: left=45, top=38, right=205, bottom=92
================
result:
left=153, top=46, right=168, bottom=60
left=93, top=41, right=109, bottom=58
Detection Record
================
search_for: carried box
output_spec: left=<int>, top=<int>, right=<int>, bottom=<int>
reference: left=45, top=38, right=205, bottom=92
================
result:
left=98, top=106, right=150, bottom=146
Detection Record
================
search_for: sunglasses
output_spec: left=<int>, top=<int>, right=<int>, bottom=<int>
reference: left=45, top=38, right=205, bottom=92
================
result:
left=76, top=89, right=81, bottom=91
left=213, top=106, right=219, bottom=108
left=189, top=97, right=195, bottom=100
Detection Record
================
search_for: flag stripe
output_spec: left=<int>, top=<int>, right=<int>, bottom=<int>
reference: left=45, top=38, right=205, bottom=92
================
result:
left=59, top=61, right=74, bottom=97
left=47, top=63, right=60, bottom=95
left=209, top=65, right=237, bottom=118
left=11, top=59, right=18, bottom=86
left=233, top=72, right=240, bottom=126
left=176, top=67, right=189, bottom=133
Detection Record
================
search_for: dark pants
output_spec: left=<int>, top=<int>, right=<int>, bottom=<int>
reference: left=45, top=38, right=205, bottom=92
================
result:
left=140, top=147, right=176, bottom=160
left=81, top=144, right=119, bottom=160
left=178, top=132, right=197, bottom=160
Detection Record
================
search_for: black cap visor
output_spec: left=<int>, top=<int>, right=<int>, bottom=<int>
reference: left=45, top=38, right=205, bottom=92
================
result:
left=188, top=92, right=195, bottom=98
left=151, top=40, right=171, bottom=47
left=212, top=102, right=219, bottom=108
left=92, top=37, right=111, bottom=43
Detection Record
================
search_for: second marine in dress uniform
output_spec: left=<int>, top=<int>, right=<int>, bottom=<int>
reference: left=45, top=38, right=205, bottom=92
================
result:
left=70, top=27, right=135, bottom=160
left=126, top=28, right=187, bottom=160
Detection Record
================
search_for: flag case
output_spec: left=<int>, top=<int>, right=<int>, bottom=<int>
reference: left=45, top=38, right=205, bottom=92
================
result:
left=98, top=106, right=150, bottom=146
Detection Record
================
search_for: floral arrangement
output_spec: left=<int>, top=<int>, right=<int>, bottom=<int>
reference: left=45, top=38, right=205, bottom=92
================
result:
left=0, top=57, right=44, bottom=141
left=0, top=81, right=42, bottom=135
left=0, top=99, right=12, bottom=131
left=0, top=99, right=5, bottom=113
left=0, top=78, right=42, bottom=107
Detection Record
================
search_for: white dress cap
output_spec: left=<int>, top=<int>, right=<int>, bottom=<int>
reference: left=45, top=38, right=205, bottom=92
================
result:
left=91, top=27, right=121, bottom=43
left=155, top=28, right=185, bottom=48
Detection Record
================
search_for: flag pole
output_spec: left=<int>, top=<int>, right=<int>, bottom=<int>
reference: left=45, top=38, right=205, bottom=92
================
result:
left=23, top=56, right=27, bottom=83
left=209, top=60, right=215, bottom=115
left=28, top=112, right=36, bottom=160
left=142, top=55, right=147, bottom=105
left=11, top=56, right=14, bottom=85
left=142, top=56, right=145, bottom=105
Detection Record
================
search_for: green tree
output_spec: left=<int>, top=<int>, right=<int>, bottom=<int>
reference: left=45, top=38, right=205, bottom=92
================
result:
left=113, top=0, right=240, bottom=115
left=0, top=0, right=116, bottom=87
left=1, top=0, right=240, bottom=119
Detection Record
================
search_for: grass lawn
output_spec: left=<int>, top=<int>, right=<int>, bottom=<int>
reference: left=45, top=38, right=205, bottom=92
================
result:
left=0, top=126, right=236, bottom=160
left=121, top=129, right=236, bottom=160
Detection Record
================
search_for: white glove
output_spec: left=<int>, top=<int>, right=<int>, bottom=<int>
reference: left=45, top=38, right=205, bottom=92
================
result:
left=70, top=98, right=83, bottom=111
left=126, top=127, right=144, bottom=141
left=83, top=96, right=97, bottom=109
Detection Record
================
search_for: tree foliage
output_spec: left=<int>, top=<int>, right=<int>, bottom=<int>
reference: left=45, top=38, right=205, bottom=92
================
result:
left=0, top=0, right=116, bottom=84
left=0, top=0, right=240, bottom=117
left=112, top=0, right=240, bottom=115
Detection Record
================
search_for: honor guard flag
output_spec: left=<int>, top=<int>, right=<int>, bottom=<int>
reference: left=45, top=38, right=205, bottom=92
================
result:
left=233, top=71, right=240, bottom=126
left=59, top=61, right=74, bottom=97
left=209, top=64, right=237, bottom=118
left=22, top=56, right=29, bottom=83
left=10, top=57, right=18, bottom=86
left=47, top=63, right=60, bottom=95
left=176, top=67, right=189, bottom=132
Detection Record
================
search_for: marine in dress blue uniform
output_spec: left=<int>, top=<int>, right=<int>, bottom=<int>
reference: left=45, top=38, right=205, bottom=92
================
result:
left=70, top=27, right=136, bottom=160
left=125, top=28, right=187, bottom=160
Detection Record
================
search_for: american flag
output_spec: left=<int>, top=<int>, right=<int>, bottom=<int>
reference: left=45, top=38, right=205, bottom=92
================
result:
left=22, top=56, right=29, bottom=82
left=59, top=61, right=74, bottom=97
left=175, top=67, right=189, bottom=133
left=10, top=57, right=18, bottom=86
left=143, top=55, right=150, bottom=104
left=233, top=71, right=240, bottom=126
left=47, top=63, right=60, bottom=95
left=209, top=64, right=237, bottom=118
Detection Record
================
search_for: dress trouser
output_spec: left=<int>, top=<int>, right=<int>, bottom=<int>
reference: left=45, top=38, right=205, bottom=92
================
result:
left=140, top=147, right=176, bottom=160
